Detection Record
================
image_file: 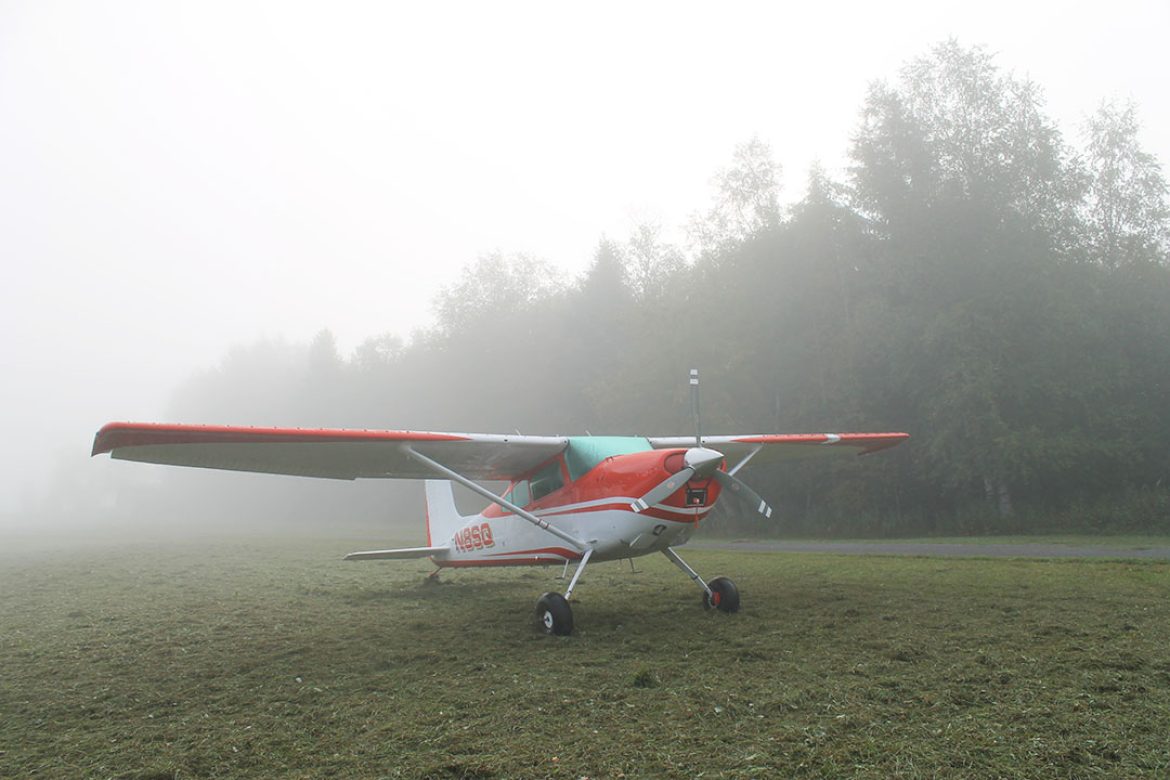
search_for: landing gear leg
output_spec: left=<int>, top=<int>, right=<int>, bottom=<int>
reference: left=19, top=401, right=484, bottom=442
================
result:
left=563, top=548, right=593, bottom=601
left=535, top=549, right=593, bottom=636
left=662, top=547, right=740, bottom=613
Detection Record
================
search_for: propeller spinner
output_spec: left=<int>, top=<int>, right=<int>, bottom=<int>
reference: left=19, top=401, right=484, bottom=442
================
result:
left=629, top=446, right=723, bottom=512
left=630, top=370, right=774, bottom=518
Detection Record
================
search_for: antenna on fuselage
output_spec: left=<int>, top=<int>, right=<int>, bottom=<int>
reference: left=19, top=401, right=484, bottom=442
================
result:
left=690, top=368, right=701, bottom=447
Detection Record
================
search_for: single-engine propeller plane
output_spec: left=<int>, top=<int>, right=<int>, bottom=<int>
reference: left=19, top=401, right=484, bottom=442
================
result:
left=92, top=370, right=907, bottom=635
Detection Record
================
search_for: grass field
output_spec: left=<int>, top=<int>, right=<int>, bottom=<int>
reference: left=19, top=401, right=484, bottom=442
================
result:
left=2, top=532, right=1169, bottom=779
left=736, top=534, right=1170, bottom=548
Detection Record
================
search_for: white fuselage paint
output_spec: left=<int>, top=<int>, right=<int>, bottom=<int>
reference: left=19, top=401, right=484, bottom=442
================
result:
left=440, top=500, right=708, bottom=566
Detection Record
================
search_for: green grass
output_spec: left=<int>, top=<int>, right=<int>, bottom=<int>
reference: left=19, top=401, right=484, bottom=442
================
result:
left=705, top=534, right=1170, bottom=548
left=2, top=533, right=1169, bottom=778
left=874, top=534, right=1170, bottom=547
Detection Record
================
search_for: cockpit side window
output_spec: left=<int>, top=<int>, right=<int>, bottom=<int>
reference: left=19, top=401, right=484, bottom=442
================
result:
left=529, top=459, right=564, bottom=502
left=500, top=458, right=563, bottom=509
left=502, top=480, right=530, bottom=508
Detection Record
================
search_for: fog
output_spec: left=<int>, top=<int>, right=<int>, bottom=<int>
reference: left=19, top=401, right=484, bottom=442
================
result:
left=2, top=1, right=1168, bottom=535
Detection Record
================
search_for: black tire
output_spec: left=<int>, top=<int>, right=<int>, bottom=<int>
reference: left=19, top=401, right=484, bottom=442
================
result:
left=535, top=592, right=573, bottom=635
left=702, top=576, right=740, bottom=613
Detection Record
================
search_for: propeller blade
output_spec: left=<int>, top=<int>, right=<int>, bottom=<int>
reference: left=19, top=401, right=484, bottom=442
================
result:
left=630, top=467, right=695, bottom=512
left=690, top=368, right=701, bottom=447
left=713, top=470, right=774, bottom=518
left=630, top=447, right=723, bottom=513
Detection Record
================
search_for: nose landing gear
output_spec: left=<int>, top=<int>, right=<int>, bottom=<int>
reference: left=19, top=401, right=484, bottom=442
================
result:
left=662, top=547, right=740, bottom=614
left=701, top=575, right=740, bottom=613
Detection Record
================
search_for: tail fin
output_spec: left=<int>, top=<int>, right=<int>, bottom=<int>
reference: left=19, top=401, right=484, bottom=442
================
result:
left=425, top=480, right=467, bottom=545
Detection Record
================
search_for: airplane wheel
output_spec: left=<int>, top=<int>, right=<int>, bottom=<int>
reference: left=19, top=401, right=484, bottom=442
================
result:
left=703, top=577, right=740, bottom=613
left=535, top=592, right=573, bottom=636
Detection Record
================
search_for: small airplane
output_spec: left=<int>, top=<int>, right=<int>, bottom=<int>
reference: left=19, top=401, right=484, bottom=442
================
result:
left=92, top=370, right=907, bottom=635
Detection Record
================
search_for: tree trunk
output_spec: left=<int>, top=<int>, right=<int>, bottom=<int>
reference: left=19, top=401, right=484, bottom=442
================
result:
left=997, top=481, right=1014, bottom=518
left=984, top=477, right=1015, bottom=518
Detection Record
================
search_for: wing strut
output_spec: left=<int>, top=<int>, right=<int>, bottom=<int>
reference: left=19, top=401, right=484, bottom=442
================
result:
left=404, top=447, right=589, bottom=552
left=727, top=445, right=762, bottom=476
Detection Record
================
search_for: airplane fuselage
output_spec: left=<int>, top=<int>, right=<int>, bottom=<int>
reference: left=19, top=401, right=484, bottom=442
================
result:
left=436, top=443, right=722, bottom=567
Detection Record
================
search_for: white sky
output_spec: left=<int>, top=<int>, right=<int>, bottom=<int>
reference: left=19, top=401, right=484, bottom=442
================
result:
left=1, top=0, right=1168, bottom=511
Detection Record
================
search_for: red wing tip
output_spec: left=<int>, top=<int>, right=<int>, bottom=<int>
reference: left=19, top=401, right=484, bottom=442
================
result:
left=854, top=433, right=911, bottom=454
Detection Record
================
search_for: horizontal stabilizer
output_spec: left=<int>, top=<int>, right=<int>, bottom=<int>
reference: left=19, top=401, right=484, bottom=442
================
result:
left=344, top=545, right=449, bottom=561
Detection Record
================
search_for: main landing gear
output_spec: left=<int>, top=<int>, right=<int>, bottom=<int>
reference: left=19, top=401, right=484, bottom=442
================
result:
left=534, top=548, right=592, bottom=636
left=534, top=547, right=739, bottom=636
left=535, top=592, right=573, bottom=635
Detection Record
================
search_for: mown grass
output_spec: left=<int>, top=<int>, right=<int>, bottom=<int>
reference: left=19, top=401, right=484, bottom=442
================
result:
left=2, top=532, right=1169, bottom=779
left=777, top=534, right=1170, bottom=548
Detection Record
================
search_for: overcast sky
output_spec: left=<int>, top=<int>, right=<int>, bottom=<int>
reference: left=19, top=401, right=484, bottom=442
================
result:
left=2, top=0, right=1167, bottom=512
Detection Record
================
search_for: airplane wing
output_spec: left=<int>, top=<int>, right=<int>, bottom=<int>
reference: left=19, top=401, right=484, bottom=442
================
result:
left=646, top=433, right=909, bottom=466
left=91, top=422, right=568, bottom=481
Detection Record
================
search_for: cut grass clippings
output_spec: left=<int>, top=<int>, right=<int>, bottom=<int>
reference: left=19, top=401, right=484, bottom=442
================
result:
left=2, top=533, right=1169, bottom=778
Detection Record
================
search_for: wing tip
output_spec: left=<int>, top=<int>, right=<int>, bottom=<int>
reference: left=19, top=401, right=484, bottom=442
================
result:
left=854, top=432, right=911, bottom=455
left=91, top=421, right=125, bottom=456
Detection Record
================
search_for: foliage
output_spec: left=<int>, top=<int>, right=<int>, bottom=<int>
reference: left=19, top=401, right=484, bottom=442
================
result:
left=1079, top=100, right=1170, bottom=267
left=689, top=135, right=783, bottom=255
left=159, top=41, right=1170, bottom=536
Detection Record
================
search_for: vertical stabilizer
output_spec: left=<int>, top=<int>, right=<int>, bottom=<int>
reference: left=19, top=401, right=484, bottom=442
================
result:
left=424, top=479, right=466, bottom=545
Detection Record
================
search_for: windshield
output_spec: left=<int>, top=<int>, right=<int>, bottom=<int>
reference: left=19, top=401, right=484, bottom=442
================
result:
left=564, top=436, right=652, bottom=481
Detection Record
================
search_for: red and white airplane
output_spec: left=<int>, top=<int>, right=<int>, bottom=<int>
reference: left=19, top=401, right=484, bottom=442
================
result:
left=92, top=370, right=907, bottom=635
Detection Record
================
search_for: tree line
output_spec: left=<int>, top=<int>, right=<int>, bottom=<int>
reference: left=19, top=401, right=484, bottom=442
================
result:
left=170, top=42, right=1170, bottom=536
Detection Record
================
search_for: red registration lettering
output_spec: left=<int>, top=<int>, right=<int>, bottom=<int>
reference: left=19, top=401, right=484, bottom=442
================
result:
left=455, top=523, right=495, bottom=552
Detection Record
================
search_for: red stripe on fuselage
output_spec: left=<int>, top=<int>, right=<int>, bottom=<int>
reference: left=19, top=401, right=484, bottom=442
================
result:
left=438, top=546, right=583, bottom=568
left=536, top=502, right=709, bottom=523
left=486, top=546, right=583, bottom=559
left=437, top=556, right=575, bottom=568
